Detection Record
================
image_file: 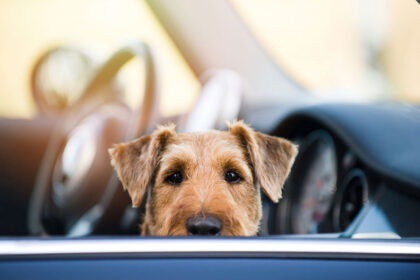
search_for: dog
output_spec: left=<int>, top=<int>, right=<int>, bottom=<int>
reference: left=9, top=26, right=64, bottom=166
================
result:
left=109, top=121, right=297, bottom=236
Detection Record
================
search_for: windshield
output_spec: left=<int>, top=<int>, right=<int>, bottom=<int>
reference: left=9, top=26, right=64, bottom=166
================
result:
left=0, top=0, right=199, bottom=119
left=231, top=0, right=420, bottom=103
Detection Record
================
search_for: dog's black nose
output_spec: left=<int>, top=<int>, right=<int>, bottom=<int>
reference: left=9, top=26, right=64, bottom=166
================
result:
left=186, top=216, right=222, bottom=236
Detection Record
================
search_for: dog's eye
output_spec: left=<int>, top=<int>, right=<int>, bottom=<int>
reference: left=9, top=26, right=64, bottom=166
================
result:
left=224, top=171, right=242, bottom=184
left=165, top=171, right=183, bottom=185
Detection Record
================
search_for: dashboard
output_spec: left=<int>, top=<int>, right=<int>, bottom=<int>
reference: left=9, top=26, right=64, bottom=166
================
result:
left=254, top=103, right=420, bottom=237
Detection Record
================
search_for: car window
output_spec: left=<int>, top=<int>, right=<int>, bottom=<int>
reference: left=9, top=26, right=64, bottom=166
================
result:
left=0, top=0, right=200, bottom=118
left=231, top=0, right=420, bottom=103
left=0, top=0, right=419, bottom=240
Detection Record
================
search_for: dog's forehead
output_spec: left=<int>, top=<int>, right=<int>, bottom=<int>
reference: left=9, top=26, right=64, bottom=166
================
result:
left=177, top=130, right=234, bottom=142
left=162, top=130, right=246, bottom=161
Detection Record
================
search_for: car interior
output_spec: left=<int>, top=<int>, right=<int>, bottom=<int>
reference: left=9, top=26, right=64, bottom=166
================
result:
left=0, top=0, right=419, bottom=242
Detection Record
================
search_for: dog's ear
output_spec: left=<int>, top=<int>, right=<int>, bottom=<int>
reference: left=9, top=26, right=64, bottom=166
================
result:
left=109, top=124, right=176, bottom=207
left=229, top=121, right=298, bottom=203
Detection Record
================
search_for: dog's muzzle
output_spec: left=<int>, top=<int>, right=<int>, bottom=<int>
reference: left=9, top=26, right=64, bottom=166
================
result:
left=186, top=215, right=222, bottom=236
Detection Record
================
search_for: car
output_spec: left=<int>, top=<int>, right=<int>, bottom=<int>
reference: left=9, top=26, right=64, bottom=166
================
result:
left=0, top=0, right=419, bottom=278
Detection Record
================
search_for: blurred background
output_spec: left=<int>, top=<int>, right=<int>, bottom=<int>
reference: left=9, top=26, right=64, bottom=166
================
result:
left=0, top=0, right=200, bottom=118
left=0, top=0, right=419, bottom=119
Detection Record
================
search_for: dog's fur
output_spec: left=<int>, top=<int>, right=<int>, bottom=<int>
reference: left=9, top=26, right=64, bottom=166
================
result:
left=109, top=121, right=297, bottom=236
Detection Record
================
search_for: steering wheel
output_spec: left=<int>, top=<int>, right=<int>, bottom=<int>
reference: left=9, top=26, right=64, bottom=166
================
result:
left=28, top=42, right=157, bottom=236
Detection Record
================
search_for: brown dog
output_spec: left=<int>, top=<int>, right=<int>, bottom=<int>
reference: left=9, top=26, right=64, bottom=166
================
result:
left=109, top=121, right=297, bottom=236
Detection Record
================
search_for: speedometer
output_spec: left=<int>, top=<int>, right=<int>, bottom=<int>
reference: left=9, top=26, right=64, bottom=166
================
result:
left=279, top=130, right=337, bottom=234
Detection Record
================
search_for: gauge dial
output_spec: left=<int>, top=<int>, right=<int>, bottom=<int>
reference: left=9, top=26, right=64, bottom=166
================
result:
left=291, top=131, right=337, bottom=234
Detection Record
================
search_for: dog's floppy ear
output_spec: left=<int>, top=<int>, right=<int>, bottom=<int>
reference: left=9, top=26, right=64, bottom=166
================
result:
left=229, top=121, right=298, bottom=203
left=109, top=124, right=175, bottom=207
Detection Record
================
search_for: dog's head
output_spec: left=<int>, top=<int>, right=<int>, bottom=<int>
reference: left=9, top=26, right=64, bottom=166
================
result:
left=110, top=121, right=297, bottom=236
